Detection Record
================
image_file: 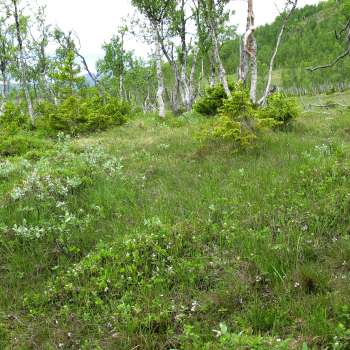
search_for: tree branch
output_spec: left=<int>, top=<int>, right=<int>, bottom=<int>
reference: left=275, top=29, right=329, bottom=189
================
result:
left=307, top=48, right=350, bottom=72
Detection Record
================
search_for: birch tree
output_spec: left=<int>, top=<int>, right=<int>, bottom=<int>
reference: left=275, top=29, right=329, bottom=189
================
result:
left=98, top=28, right=131, bottom=99
left=197, top=0, right=231, bottom=98
left=259, top=0, right=298, bottom=106
left=8, top=0, right=35, bottom=124
left=131, top=0, right=175, bottom=118
left=0, top=16, right=14, bottom=99
left=159, top=0, right=199, bottom=112
left=240, top=0, right=257, bottom=103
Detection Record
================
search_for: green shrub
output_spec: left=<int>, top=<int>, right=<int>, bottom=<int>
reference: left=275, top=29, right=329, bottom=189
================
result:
left=99, top=96, right=130, bottom=124
left=262, top=92, right=300, bottom=128
left=0, top=101, right=29, bottom=133
left=199, top=87, right=296, bottom=146
left=37, top=94, right=130, bottom=135
left=202, top=83, right=266, bottom=147
left=0, top=133, right=53, bottom=157
left=194, top=81, right=235, bottom=116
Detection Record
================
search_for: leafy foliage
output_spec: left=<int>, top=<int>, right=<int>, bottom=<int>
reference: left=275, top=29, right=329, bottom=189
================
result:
left=0, top=132, right=52, bottom=157
left=200, top=83, right=292, bottom=146
left=261, top=93, right=300, bottom=128
left=0, top=101, right=29, bottom=132
left=36, top=95, right=130, bottom=135
left=193, top=81, right=235, bottom=116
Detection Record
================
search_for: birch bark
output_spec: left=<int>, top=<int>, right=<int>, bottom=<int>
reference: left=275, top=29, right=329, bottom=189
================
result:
left=12, top=0, right=35, bottom=125
left=153, top=26, right=165, bottom=118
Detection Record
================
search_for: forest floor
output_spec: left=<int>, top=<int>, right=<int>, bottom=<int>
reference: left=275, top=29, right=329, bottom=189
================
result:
left=1, top=93, right=350, bottom=349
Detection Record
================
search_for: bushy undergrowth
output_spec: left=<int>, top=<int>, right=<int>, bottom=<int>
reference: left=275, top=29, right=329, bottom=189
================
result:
left=193, top=81, right=235, bottom=116
left=262, top=92, right=300, bottom=128
left=0, top=132, right=53, bottom=157
left=0, top=93, right=131, bottom=157
left=2, top=128, right=347, bottom=349
left=196, top=83, right=300, bottom=147
left=0, top=101, right=30, bottom=132
left=36, top=95, right=130, bottom=135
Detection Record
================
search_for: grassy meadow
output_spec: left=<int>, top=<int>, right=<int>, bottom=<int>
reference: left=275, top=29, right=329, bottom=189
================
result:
left=1, top=94, right=350, bottom=349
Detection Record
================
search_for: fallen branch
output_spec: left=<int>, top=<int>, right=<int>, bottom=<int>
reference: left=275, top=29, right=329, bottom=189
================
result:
left=309, top=102, right=349, bottom=108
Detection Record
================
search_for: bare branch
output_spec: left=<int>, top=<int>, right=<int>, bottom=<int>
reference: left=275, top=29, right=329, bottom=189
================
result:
left=307, top=48, right=350, bottom=72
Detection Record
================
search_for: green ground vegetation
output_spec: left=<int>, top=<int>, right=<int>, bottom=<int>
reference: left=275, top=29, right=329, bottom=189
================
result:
left=0, top=92, right=350, bottom=349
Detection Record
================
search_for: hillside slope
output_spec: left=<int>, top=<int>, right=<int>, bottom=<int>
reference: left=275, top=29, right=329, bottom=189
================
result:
left=1, top=98, right=350, bottom=348
left=221, top=0, right=350, bottom=94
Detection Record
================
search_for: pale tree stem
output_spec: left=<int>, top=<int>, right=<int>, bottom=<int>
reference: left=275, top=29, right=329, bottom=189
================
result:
left=189, top=47, right=199, bottom=105
left=12, top=0, right=35, bottom=125
left=259, top=24, right=285, bottom=105
left=259, top=0, right=298, bottom=106
left=249, top=38, right=257, bottom=103
left=181, top=62, right=191, bottom=110
left=211, top=26, right=231, bottom=97
left=153, top=26, right=165, bottom=118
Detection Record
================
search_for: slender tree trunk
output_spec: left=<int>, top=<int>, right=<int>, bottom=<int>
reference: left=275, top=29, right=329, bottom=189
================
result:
left=12, top=0, right=35, bottom=125
left=259, top=0, right=298, bottom=106
left=159, top=39, right=182, bottom=114
left=239, top=35, right=248, bottom=82
left=189, top=48, right=199, bottom=105
left=259, top=25, right=285, bottom=105
left=210, top=26, right=231, bottom=97
left=153, top=26, right=165, bottom=118
left=172, top=67, right=181, bottom=114
left=1, top=71, right=7, bottom=98
left=241, top=0, right=257, bottom=102
left=119, top=74, right=124, bottom=99
left=247, top=0, right=257, bottom=103
left=249, top=38, right=257, bottom=103
left=209, top=56, right=216, bottom=87
left=181, top=64, right=191, bottom=110
left=119, top=31, right=125, bottom=99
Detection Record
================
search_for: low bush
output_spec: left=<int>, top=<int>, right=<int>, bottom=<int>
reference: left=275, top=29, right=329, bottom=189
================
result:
left=199, top=87, right=299, bottom=147
left=194, top=81, right=235, bottom=116
left=37, top=95, right=130, bottom=135
left=201, top=82, right=276, bottom=147
left=261, top=92, right=300, bottom=128
left=0, top=132, right=53, bottom=157
left=0, top=101, right=29, bottom=133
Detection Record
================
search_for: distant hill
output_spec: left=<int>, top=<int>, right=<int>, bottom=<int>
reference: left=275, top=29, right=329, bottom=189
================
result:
left=221, top=0, right=349, bottom=94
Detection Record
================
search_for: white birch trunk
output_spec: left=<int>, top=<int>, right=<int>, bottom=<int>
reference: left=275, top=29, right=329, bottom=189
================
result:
left=210, top=59, right=216, bottom=87
left=181, top=63, right=191, bottom=110
left=153, top=27, right=165, bottom=118
left=239, top=35, right=248, bottom=82
left=119, top=74, right=124, bottom=100
left=258, top=0, right=298, bottom=106
left=13, top=0, right=35, bottom=125
left=249, top=38, right=257, bottom=103
left=19, top=50, right=34, bottom=124
left=210, top=27, right=231, bottom=98
left=258, top=25, right=285, bottom=106
left=189, top=48, right=199, bottom=105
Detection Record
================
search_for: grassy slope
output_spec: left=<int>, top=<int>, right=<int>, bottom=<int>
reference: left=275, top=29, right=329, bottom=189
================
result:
left=1, top=98, right=350, bottom=349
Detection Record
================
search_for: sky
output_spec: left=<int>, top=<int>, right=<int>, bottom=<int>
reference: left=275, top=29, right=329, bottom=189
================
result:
left=37, top=0, right=322, bottom=70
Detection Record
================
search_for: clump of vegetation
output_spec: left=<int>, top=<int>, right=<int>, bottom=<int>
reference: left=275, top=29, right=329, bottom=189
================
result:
left=193, top=82, right=235, bottom=116
left=37, top=94, right=130, bottom=135
left=208, top=83, right=258, bottom=146
left=261, top=92, right=300, bottom=128
left=0, top=132, right=53, bottom=157
left=0, top=102, right=30, bottom=132
left=199, top=83, right=285, bottom=147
